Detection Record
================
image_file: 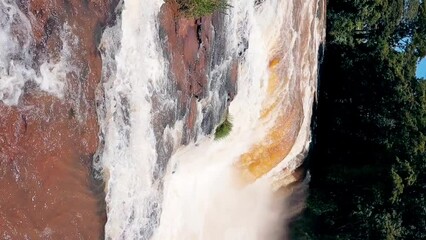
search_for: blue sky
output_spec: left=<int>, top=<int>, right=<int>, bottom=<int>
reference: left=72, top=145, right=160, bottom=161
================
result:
left=417, top=58, right=426, bottom=79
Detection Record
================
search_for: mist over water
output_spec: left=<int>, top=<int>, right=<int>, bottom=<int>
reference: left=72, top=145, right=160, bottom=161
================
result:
left=97, top=0, right=325, bottom=239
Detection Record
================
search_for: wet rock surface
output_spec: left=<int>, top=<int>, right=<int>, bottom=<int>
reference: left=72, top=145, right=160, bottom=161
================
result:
left=0, top=0, right=118, bottom=238
left=158, top=0, right=237, bottom=143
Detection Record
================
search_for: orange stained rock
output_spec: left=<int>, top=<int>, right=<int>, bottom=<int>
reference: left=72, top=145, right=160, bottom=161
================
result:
left=263, top=55, right=287, bottom=119
left=266, top=57, right=282, bottom=95
left=269, top=57, right=281, bottom=69
left=237, top=50, right=304, bottom=182
left=238, top=104, right=301, bottom=181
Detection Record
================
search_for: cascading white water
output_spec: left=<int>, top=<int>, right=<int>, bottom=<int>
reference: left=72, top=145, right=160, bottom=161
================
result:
left=97, top=0, right=170, bottom=238
left=0, top=0, right=77, bottom=106
left=98, top=0, right=325, bottom=239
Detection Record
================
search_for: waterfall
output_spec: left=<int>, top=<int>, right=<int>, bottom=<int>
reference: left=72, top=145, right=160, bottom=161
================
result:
left=97, top=0, right=325, bottom=239
left=97, top=0, right=169, bottom=238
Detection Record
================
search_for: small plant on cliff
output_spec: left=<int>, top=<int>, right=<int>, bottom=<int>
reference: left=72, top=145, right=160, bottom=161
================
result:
left=176, top=0, right=230, bottom=18
left=214, top=115, right=233, bottom=140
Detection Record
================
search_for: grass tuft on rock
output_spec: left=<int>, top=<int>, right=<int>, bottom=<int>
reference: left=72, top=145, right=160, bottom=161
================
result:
left=175, top=0, right=230, bottom=18
left=214, top=115, right=233, bottom=140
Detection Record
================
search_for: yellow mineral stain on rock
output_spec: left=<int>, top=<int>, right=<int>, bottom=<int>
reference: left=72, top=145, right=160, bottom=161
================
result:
left=267, top=71, right=279, bottom=95
left=266, top=57, right=281, bottom=95
left=238, top=100, right=302, bottom=182
left=263, top=56, right=285, bottom=119
left=269, top=57, right=281, bottom=69
left=260, top=98, right=280, bottom=120
left=237, top=51, right=304, bottom=182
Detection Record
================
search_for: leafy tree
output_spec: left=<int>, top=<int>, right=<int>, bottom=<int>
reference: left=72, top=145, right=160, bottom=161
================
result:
left=291, top=0, right=426, bottom=239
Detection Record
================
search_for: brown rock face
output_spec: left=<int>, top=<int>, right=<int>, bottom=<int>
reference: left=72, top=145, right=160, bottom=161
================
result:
left=160, top=1, right=211, bottom=100
left=158, top=1, right=237, bottom=140
left=0, top=0, right=118, bottom=238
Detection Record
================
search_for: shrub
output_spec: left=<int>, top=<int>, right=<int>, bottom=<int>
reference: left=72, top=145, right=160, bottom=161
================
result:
left=175, top=0, right=230, bottom=18
left=214, top=115, right=232, bottom=140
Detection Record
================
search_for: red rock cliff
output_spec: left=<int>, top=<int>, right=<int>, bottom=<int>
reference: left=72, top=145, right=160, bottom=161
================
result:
left=0, top=0, right=117, bottom=238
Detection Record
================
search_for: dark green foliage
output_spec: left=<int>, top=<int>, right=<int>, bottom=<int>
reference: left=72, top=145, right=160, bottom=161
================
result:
left=214, top=116, right=232, bottom=140
left=175, top=0, right=229, bottom=18
left=291, top=0, right=426, bottom=239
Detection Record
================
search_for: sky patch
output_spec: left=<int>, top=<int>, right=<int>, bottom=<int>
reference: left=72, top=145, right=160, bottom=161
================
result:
left=417, top=58, right=426, bottom=79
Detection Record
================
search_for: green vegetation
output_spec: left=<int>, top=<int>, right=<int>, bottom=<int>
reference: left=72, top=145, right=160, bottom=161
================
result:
left=175, top=0, right=229, bottom=18
left=214, top=115, right=233, bottom=140
left=291, top=0, right=426, bottom=239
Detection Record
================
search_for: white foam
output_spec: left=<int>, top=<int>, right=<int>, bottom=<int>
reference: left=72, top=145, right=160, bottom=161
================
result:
left=0, top=0, right=34, bottom=105
left=0, top=0, right=77, bottom=105
left=34, top=24, right=78, bottom=99
left=98, top=0, right=167, bottom=238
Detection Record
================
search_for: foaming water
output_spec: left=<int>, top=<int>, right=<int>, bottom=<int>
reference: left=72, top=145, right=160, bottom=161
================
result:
left=98, top=0, right=325, bottom=239
left=0, top=0, right=76, bottom=105
left=97, top=0, right=168, bottom=238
